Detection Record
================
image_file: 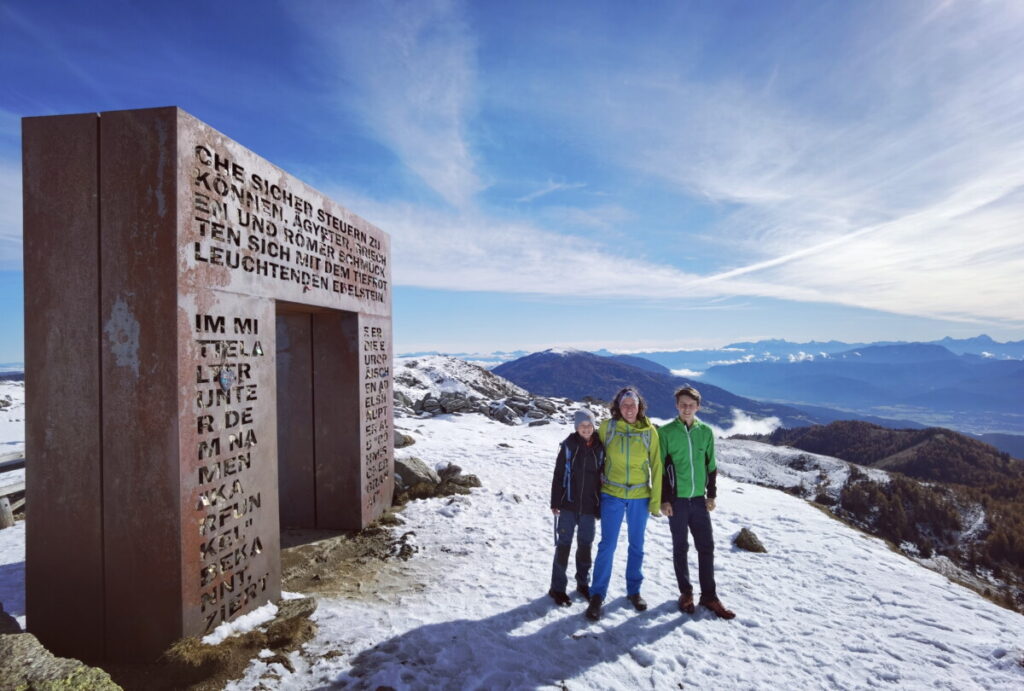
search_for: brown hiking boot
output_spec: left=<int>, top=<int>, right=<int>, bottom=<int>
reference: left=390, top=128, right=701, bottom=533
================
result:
left=678, top=592, right=695, bottom=614
left=700, top=598, right=735, bottom=620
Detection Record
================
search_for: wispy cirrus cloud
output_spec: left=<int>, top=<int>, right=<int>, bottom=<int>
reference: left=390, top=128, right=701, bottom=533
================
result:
left=0, top=159, right=23, bottom=270
left=516, top=179, right=586, bottom=203
left=503, top=1, right=1024, bottom=325
left=293, top=0, right=481, bottom=208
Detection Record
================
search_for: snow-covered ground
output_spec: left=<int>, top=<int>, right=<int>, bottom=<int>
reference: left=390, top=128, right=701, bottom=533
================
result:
left=236, top=414, right=1022, bottom=689
left=0, top=380, right=25, bottom=459
left=2, top=381, right=1023, bottom=688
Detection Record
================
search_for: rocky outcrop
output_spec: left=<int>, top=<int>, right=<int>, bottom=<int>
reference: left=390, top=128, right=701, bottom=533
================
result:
left=0, top=633, right=121, bottom=690
left=393, top=460, right=482, bottom=505
left=394, top=457, right=441, bottom=489
left=393, top=355, right=610, bottom=429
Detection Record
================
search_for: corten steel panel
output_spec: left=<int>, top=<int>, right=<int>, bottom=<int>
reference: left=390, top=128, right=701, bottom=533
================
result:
left=99, top=107, right=183, bottom=660
left=23, top=105, right=391, bottom=661
left=178, top=294, right=281, bottom=637
left=312, top=312, right=362, bottom=528
left=358, top=314, right=394, bottom=525
left=22, top=113, right=105, bottom=661
left=275, top=312, right=316, bottom=528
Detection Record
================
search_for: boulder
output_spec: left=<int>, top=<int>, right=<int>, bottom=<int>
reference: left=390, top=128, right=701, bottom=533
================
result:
left=486, top=402, right=519, bottom=426
left=525, top=409, right=546, bottom=419
left=0, top=633, right=121, bottom=690
left=419, top=396, right=442, bottom=414
left=394, top=457, right=440, bottom=490
left=528, top=419, right=550, bottom=427
left=439, top=392, right=472, bottom=413
left=733, top=528, right=767, bottom=553
left=393, top=390, right=414, bottom=408
left=533, top=398, right=557, bottom=413
left=505, top=400, right=531, bottom=413
left=394, top=430, right=416, bottom=449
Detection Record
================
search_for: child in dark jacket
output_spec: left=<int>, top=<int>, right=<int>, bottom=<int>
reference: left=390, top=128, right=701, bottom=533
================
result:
left=548, top=408, right=605, bottom=606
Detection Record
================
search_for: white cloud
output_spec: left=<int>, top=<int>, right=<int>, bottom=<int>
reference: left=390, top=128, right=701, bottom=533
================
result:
left=0, top=158, right=22, bottom=270
left=516, top=180, right=586, bottom=203
left=708, top=409, right=782, bottom=438
left=294, top=0, right=481, bottom=208
left=508, top=2, right=1024, bottom=326
left=670, top=368, right=703, bottom=378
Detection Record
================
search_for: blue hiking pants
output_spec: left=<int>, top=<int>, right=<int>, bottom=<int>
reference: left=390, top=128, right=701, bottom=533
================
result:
left=589, top=494, right=650, bottom=600
left=550, top=511, right=596, bottom=593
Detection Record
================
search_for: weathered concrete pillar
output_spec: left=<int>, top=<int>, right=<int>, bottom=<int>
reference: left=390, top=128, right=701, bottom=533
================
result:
left=23, top=107, right=393, bottom=661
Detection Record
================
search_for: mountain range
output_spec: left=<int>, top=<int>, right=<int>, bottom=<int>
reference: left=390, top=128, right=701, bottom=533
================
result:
left=492, top=349, right=922, bottom=431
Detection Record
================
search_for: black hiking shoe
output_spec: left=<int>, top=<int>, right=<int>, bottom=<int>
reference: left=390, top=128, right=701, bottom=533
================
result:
left=627, top=594, right=648, bottom=612
left=576, top=584, right=590, bottom=600
left=585, top=595, right=603, bottom=621
left=548, top=589, right=571, bottom=607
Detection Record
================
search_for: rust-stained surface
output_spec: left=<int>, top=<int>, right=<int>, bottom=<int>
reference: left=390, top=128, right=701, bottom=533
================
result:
left=22, top=113, right=105, bottom=661
left=23, top=106, right=392, bottom=662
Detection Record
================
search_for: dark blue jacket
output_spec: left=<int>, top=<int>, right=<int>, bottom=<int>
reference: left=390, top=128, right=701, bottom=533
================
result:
left=551, top=432, right=605, bottom=515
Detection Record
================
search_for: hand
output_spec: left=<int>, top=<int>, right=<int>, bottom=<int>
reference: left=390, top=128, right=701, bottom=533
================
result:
left=551, top=508, right=560, bottom=515
left=706, top=498, right=716, bottom=512
left=661, top=502, right=673, bottom=517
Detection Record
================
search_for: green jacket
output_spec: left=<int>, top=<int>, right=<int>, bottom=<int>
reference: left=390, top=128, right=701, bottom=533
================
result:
left=658, top=417, right=716, bottom=499
left=597, top=417, right=663, bottom=514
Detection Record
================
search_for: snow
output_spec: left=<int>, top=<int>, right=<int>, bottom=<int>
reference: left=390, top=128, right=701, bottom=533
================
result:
left=0, top=380, right=25, bottom=458
left=2, top=376, right=1023, bottom=687
left=222, top=414, right=1022, bottom=689
left=202, top=602, right=279, bottom=645
left=0, top=520, right=25, bottom=629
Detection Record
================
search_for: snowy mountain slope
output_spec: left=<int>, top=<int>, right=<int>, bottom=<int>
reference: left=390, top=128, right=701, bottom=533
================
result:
left=716, top=438, right=890, bottom=501
left=213, top=414, right=1024, bottom=689
left=395, top=355, right=530, bottom=402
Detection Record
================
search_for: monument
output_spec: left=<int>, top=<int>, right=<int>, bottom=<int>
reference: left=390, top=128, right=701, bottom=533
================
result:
left=22, top=107, right=393, bottom=661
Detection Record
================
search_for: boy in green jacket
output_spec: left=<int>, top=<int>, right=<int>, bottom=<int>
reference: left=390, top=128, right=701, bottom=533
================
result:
left=659, top=386, right=735, bottom=619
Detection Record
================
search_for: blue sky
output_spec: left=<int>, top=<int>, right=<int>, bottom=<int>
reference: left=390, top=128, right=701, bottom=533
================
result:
left=1, top=0, right=1022, bottom=360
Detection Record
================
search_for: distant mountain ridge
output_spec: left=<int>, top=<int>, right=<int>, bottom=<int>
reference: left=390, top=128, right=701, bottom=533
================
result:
left=698, top=343, right=1024, bottom=419
left=493, top=349, right=819, bottom=427
left=742, top=420, right=1024, bottom=483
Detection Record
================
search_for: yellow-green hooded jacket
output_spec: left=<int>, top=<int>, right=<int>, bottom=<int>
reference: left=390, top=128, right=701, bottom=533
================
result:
left=597, top=417, right=663, bottom=514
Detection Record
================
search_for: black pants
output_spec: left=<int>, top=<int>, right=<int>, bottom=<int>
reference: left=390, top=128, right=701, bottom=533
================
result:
left=668, top=496, right=717, bottom=600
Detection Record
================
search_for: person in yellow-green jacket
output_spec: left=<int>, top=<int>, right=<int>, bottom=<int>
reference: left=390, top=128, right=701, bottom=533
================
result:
left=585, top=386, right=662, bottom=621
left=659, top=385, right=735, bottom=620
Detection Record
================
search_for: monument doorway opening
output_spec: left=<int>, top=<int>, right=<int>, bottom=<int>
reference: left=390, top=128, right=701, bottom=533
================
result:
left=275, top=302, right=362, bottom=530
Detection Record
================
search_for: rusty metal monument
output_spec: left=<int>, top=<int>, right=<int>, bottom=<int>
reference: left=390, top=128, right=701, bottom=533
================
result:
left=22, top=107, right=393, bottom=661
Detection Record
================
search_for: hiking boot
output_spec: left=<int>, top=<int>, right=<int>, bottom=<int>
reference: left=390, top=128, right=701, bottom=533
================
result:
left=576, top=584, right=590, bottom=600
left=585, top=595, right=603, bottom=621
left=548, top=589, right=571, bottom=607
left=627, top=594, right=648, bottom=612
left=678, top=592, right=695, bottom=614
left=700, top=597, right=735, bottom=620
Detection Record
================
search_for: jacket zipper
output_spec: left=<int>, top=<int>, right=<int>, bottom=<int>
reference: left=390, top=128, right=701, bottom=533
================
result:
left=684, top=422, right=695, bottom=498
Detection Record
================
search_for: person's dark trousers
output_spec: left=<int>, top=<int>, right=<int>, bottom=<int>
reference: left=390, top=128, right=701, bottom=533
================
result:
left=668, top=496, right=716, bottom=600
left=550, top=511, right=597, bottom=593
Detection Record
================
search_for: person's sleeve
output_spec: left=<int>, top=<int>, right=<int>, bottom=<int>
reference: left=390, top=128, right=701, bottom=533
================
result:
left=551, top=443, right=567, bottom=509
left=662, top=454, right=674, bottom=505
left=597, top=418, right=608, bottom=443
left=649, top=429, right=663, bottom=514
left=706, top=431, right=717, bottom=499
